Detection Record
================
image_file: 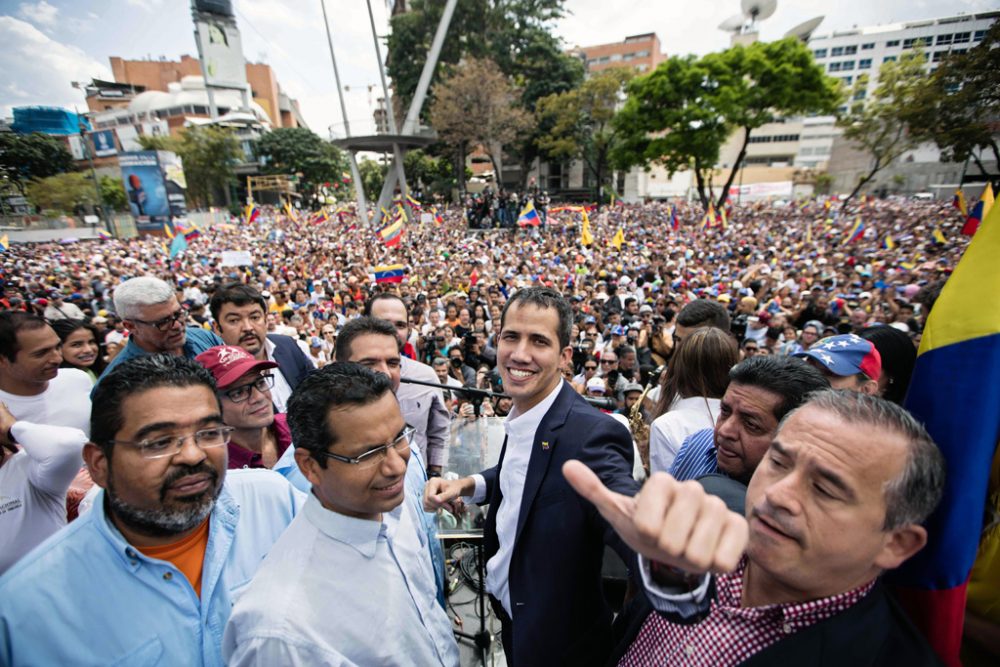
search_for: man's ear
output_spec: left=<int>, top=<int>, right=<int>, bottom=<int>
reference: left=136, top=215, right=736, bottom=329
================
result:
left=293, top=448, right=320, bottom=488
left=84, top=442, right=110, bottom=489
left=121, top=318, right=136, bottom=333
left=874, top=524, right=928, bottom=571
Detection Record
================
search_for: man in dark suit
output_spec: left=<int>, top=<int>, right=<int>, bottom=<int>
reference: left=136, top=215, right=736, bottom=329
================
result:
left=425, top=287, right=639, bottom=666
left=210, top=283, right=313, bottom=413
left=564, top=390, right=944, bottom=666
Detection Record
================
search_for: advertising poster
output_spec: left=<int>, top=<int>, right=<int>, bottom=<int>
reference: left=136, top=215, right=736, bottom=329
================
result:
left=66, top=135, right=85, bottom=160
left=194, top=15, right=247, bottom=89
left=116, top=125, right=142, bottom=152
left=119, top=151, right=187, bottom=233
left=91, top=130, right=117, bottom=157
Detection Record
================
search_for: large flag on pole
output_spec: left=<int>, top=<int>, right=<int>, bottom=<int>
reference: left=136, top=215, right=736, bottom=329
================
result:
left=888, top=197, right=1000, bottom=666
left=374, top=264, right=406, bottom=284
left=842, top=217, right=865, bottom=244
left=952, top=189, right=967, bottom=218
left=580, top=209, right=594, bottom=246
left=610, top=227, right=624, bottom=250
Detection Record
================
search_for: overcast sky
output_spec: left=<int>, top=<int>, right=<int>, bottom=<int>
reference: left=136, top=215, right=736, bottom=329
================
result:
left=1, top=0, right=995, bottom=137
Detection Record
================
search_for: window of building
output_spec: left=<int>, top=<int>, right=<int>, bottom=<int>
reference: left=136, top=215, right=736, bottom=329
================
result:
left=829, top=62, right=841, bottom=72
left=854, top=89, right=867, bottom=101
left=858, top=58, right=872, bottom=69
left=974, top=30, right=986, bottom=41
left=952, top=48, right=967, bottom=55
left=883, top=55, right=897, bottom=63
left=623, top=53, right=634, bottom=61
left=610, top=53, right=622, bottom=61
left=843, top=45, right=858, bottom=55
left=952, top=32, right=970, bottom=43
left=886, top=39, right=900, bottom=47
left=902, top=37, right=927, bottom=49
left=837, top=105, right=848, bottom=114
left=634, top=50, right=649, bottom=58
left=936, top=33, right=953, bottom=45
left=842, top=75, right=853, bottom=85
left=861, top=42, right=875, bottom=50
left=831, top=46, right=844, bottom=56
left=841, top=60, right=855, bottom=70
left=813, top=48, right=828, bottom=58
left=635, top=64, right=648, bottom=72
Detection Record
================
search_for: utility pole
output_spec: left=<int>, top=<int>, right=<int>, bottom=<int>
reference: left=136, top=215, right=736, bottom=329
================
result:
left=73, top=100, right=108, bottom=236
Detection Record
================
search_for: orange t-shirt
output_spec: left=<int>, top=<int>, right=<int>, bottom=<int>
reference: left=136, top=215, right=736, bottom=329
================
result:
left=136, top=518, right=211, bottom=598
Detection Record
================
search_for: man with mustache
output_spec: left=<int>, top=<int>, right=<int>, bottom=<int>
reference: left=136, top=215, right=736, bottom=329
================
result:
left=0, top=312, right=92, bottom=574
left=565, top=390, right=943, bottom=666
left=96, top=276, right=224, bottom=387
left=211, top=283, right=314, bottom=414
left=0, top=355, right=304, bottom=666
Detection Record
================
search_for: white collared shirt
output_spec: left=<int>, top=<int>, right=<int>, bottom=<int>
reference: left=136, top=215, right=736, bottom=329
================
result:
left=224, top=494, right=459, bottom=666
left=263, top=337, right=294, bottom=413
left=649, top=396, right=722, bottom=474
left=469, top=380, right=565, bottom=617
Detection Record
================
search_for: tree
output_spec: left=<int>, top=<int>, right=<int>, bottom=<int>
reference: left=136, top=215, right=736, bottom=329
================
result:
left=613, top=39, right=841, bottom=210
left=536, top=67, right=632, bottom=203
left=358, top=158, right=388, bottom=203
left=99, top=175, right=128, bottom=212
left=837, top=49, right=929, bottom=210
left=429, top=57, right=532, bottom=188
left=907, top=22, right=1000, bottom=176
left=0, top=132, right=74, bottom=195
left=25, top=172, right=98, bottom=216
left=253, top=127, right=351, bottom=205
left=140, top=126, right=241, bottom=209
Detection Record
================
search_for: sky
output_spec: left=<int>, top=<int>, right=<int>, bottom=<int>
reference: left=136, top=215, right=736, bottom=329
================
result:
left=1, top=0, right=995, bottom=138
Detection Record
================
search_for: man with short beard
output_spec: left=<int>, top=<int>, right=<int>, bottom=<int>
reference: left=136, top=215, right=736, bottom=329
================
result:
left=0, top=355, right=304, bottom=666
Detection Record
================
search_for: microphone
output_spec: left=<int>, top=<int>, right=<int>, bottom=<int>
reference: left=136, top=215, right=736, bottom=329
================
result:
left=400, top=377, right=509, bottom=400
left=582, top=396, right=619, bottom=411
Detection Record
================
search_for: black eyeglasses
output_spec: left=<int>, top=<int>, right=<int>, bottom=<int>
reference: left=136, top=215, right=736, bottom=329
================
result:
left=312, top=426, right=415, bottom=469
left=584, top=365, right=597, bottom=371
left=221, top=374, right=274, bottom=403
left=133, top=308, right=188, bottom=332
left=601, top=359, right=617, bottom=365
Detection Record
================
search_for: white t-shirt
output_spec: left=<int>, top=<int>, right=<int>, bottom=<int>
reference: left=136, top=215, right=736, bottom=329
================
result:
left=0, top=422, right=88, bottom=574
left=0, top=368, right=92, bottom=436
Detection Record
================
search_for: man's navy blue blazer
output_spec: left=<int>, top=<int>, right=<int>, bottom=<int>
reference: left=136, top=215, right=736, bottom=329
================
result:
left=481, top=381, right=640, bottom=666
left=266, top=333, right=312, bottom=391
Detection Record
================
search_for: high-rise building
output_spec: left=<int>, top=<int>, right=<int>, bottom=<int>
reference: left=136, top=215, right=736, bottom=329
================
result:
left=568, top=33, right=665, bottom=74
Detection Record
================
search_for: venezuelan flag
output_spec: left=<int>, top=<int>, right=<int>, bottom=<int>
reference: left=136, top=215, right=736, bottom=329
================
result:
left=961, top=183, right=994, bottom=236
left=952, top=189, right=967, bottom=218
left=517, top=201, right=541, bottom=227
left=433, top=207, right=444, bottom=224
left=374, top=264, right=406, bottom=284
left=887, top=198, right=1000, bottom=666
left=97, top=229, right=112, bottom=241
left=718, top=206, right=728, bottom=230
left=843, top=217, right=865, bottom=244
left=244, top=204, right=261, bottom=225
left=406, top=194, right=422, bottom=210
left=931, top=227, right=946, bottom=245
left=0, top=234, right=8, bottom=252
left=309, top=210, right=330, bottom=226
left=882, top=234, right=895, bottom=250
left=379, top=219, right=404, bottom=247
left=163, top=223, right=174, bottom=239
left=283, top=202, right=300, bottom=222
left=670, top=205, right=680, bottom=231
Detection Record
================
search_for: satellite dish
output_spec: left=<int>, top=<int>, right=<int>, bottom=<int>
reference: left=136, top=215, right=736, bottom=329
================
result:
left=784, top=16, right=824, bottom=41
left=718, top=14, right=746, bottom=32
left=741, top=0, right=777, bottom=22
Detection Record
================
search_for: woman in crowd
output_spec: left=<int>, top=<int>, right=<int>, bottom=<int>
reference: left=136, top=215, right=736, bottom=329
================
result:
left=49, top=318, right=106, bottom=383
left=648, top=327, right=739, bottom=473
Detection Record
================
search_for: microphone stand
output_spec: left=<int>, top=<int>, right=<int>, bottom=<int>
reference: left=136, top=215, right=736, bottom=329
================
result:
left=400, top=377, right=508, bottom=418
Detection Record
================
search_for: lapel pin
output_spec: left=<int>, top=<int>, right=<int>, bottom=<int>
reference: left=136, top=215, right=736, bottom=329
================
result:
left=541, top=441, right=550, bottom=450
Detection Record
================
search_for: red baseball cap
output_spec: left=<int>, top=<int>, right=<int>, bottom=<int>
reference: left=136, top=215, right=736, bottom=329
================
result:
left=195, top=345, right=278, bottom=391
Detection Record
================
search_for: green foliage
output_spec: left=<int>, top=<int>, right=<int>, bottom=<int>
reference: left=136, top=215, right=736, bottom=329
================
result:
left=252, top=127, right=351, bottom=202
left=837, top=49, right=929, bottom=209
left=404, top=149, right=463, bottom=198
left=613, top=39, right=841, bottom=209
left=536, top=67, right=632, bottom=200
left=0, top=132, right=74, bottom=194
left=99, top=175, right=128, bottom=211
left=358, top=158, right=388, bottom=203
left=138, top=127, right=241, bottom=209
left=25, top=172, right=98, bottom=215
left=907, top=22, right=1000, bottom=171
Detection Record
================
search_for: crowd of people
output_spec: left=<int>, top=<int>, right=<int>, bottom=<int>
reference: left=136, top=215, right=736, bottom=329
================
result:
left=0, top=195, right=992, bottom=666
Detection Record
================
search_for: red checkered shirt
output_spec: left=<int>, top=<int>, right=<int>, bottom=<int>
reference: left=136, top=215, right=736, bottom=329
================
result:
left=619, top=558, right=876, bottom=666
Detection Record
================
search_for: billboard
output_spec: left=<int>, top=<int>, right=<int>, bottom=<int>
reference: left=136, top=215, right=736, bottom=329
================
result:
left=194, top=14, right=247, bottom=89
left=91, top=130, right=117, bottom=157
left=118, top=151, right=187, bottom=233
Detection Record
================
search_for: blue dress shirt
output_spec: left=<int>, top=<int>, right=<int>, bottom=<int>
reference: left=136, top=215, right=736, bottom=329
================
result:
left=0, top=469, right=305, bottom=667
left=95, top=326, right=224, bottom=391
left=667, top=427, right=719, bottom=482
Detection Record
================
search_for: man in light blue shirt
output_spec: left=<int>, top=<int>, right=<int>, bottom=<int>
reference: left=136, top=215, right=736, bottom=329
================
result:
left=224, top=363, right=459, bottom=666
left=96, top=276, right=224, bottom=391
left=0, top=355, right=304, bottom=667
